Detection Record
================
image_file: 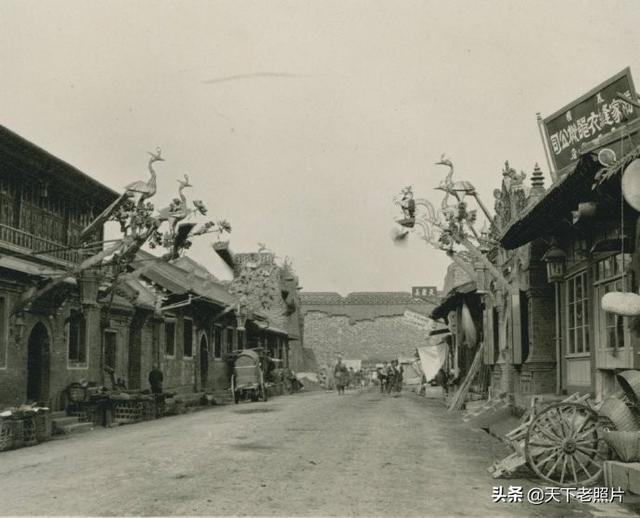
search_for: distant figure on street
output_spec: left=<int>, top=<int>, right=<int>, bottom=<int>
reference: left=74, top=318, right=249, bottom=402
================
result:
left=334, top=358, right=349, bottom=395
left=148, top=364, right=164, bottom=394
left=435, top=367, right=450, bottom=397
left=392, top=360, right=403, bottom=394
left=377, top=363, right=388, bottom=393
left=385, top=361, right=396, bottom=394
left=348, top=367, right=355, bottom=390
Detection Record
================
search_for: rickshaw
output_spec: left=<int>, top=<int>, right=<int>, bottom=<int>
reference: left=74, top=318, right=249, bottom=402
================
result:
left=229, top=349, right=269, bottom=403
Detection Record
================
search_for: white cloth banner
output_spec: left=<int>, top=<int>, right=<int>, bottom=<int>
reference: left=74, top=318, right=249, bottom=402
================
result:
left=417, top=343, right=447, bottom=381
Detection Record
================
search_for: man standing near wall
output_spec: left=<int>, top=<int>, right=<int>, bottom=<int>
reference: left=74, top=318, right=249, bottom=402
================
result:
left=148, top=364, right=164, bottom=394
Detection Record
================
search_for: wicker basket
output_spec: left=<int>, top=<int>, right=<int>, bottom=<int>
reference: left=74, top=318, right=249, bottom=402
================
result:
left=67, top=385, right=87, bottom=403
left=22, top=415, right=37, bottom=446
left=0, top=419, right=12, bottom=452
left=35, top=412, right=52, bottom=442
left=602, top=430, right=640, bottom=462
left=617, top=370, right=640, bottom=407
left=598, top=396, right=638, bottom=432
left=11, top=419, right=24, bottom=449
left=113, top=401, right=143, bottom=425
left=141, top=400, right=156, bottom=421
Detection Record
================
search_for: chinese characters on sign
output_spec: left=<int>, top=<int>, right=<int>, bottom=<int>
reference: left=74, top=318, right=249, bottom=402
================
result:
left=412, top=286, right=437, bottom=299
left=543, top=68, right=638, bottom=171
left=491, top=486, right=624, bottom=505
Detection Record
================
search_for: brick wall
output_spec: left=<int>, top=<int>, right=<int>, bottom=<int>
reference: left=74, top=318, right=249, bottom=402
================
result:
left=303, top=311, right=429, bottom=367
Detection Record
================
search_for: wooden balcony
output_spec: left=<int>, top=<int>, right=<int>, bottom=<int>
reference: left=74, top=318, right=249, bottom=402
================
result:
left=0, top=223, right=78, bottom=264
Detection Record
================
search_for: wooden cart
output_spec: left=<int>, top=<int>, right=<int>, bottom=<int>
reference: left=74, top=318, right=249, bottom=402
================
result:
left=490, top=392, right=625, bottom=487
left=230, top=349, right=268, bottom=404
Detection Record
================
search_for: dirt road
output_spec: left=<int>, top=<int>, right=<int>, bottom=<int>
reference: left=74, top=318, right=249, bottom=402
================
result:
left=0, top=388, right=636, bottom=516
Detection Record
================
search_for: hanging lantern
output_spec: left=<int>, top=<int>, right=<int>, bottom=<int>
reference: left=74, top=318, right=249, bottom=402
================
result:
left=602, top=291, right=640, bottom=317
left=542, top=244, right=566, bottom=284
left=622, top=159, right=640, bottom=212
left=235, top=302, right=249, bottom=331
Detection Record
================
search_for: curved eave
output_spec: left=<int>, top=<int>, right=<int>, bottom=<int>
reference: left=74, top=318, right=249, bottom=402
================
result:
left=499, top=153, right=601, bottom=250
left=430, top=281, right=477, bottom=320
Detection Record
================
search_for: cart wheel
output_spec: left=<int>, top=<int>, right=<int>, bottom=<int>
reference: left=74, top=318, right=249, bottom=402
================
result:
left=524, top=402, right=612, bottom=487
left=231, top=375, right=239, bottom=404
left=260, top=373, right=268, bottom=402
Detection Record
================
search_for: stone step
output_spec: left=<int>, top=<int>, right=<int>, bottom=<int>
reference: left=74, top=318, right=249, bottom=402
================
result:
left=59, top=422, right=94, bottom=435
left=50, top=411, right=67, bottom=419
left=52, top=416, right=80, bottom=434
left=208, top=392, right=233, bottom=405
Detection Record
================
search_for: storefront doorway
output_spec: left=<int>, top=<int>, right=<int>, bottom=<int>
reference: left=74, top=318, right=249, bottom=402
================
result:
left=26, top=322, right=50, bottom=405
left=199, top=334, right=209, bottom=391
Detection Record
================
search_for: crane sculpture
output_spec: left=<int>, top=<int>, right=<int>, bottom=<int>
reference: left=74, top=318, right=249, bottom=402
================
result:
left=13, top=149, right=232, bottom=315
left=392, top=155, right=508, bottom=293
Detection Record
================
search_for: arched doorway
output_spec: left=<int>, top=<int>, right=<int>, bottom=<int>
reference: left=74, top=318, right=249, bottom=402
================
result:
left=27, top=322, right=50, bottom=405
left=199, top=334, right=209, bottom=391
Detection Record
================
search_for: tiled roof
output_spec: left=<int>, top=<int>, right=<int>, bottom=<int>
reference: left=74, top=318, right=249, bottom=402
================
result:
left=344, top=292, right=424, bottom=304
left=299, top=292, right=344, bottom=304
left=0, top=124, right=119, bottom=204
left=172, top=255, right=219, bottom=281
left=442, top=263, right=475, bottom=296
left=132, top=250, right=236, bottom=307
left=300, top=291, right=436, bottom=323
left=300, top=291, right=430, bottom=305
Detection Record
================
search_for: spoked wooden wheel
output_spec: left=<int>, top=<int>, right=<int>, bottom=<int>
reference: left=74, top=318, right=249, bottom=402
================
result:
left=231, top=375, right=239, bottom=404
left=525, top=402, right=612, bottom=487
left=260, top=372, right=268, bottom=402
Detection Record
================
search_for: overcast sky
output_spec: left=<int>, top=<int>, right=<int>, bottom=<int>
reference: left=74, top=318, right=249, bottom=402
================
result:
left=2, top=0, right=640, bottom=294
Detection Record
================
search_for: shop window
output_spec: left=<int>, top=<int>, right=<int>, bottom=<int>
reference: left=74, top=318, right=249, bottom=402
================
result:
left=213, top=326, right=222, bottom=358
left=183, top=319, right=193, bottom=358
left=566, top=271, right=590, bottom=355
left=0, top=297, right=6, bottom=369
left=595, top=253, right=632, bottom=282
left=104, top=330, right=117, bottom=371
left=68, top=310, right=87, bottom=365
left=603, top=280, right=625, bottom=349
left=164, top=320, right=176, bottom=357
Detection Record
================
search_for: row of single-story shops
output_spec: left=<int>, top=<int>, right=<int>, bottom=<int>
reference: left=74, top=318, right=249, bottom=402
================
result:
left=0, top=124, right=305, bottom=411
left=428, top=67, right=640, bottom=410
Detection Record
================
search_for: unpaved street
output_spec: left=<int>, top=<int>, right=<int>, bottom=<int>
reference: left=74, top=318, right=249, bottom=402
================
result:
left=0, top=389, right=636, bottom=517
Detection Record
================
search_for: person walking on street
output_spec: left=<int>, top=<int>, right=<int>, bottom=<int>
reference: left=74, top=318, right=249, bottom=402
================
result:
left=334, top=358, right=349, bottom=395
left=385, top=361, right=395, bottom=394
left=377, top=363, right=387, bottom=393
left=393, top=360, right=403, bottom=394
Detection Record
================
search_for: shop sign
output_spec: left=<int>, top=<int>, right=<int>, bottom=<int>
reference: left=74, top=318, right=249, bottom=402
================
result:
left=412, top=286, right=438, bottom=299
left=543, top=68, right=638, bottom=171
left=404, top=309, right=432, bottom=330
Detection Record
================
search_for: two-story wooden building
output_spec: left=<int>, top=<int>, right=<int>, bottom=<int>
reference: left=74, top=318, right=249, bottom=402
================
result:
left=0, top=125, right=120, bottom=409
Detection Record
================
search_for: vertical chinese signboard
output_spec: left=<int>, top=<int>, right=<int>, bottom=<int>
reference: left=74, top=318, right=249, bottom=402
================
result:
left=543, top=68, right=639, bottom=173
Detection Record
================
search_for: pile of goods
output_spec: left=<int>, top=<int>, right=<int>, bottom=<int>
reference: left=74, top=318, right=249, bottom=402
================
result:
left=64, top=381, right=169, bottom=427
left=0, top=403, right=52, bottom=452
left=488, top=369, right=640, bottom=488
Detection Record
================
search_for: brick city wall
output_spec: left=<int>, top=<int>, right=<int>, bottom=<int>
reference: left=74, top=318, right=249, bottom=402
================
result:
left=303, top=311, right=429, bottom=367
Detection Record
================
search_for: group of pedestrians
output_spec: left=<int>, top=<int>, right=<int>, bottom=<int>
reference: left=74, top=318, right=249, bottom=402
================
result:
left=332, top=359, right=366, bottom=394
left=376, top=360, right=403, bottom=395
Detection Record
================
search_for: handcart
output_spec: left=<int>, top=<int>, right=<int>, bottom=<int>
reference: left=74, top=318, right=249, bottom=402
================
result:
left=229, top=349, right=269, bottom=404
left=489, top=372, right=640, bottom=487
